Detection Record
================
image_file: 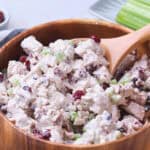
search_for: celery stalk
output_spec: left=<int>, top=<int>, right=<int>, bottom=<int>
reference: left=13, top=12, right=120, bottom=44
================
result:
left=128, top=0, right=150, bottom=6
left=123, top=3, right=150, bottom=22
left=117, top=9, right=149, bottom=29
left=116, top=0, right=150, bottom=30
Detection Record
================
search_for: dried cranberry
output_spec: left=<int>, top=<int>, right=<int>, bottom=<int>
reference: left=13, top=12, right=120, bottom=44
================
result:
left=23, top=86, right=32, bottom=93
left=0, top=11, right=4, bottom=23
left=139, top=69, right=147, bottom=81
left=25, top=60, right=31, bottom=71
left=42, top=130, right=51, bottom=140
left=73, top=90, right=85, bottom=100
left=0, top=73, right=4, bottom=82
left=19, top=55, right=27, bottom=63
left=90, top=35, right=101, bottom=43
left=102, top=82, right=110, bottom=90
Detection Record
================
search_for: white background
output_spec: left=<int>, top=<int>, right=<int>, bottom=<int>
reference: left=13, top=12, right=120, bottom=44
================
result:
left=0, top=0, right=97, bottom=29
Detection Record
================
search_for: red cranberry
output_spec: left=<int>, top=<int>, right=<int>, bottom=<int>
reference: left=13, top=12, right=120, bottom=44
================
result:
left=0, top=73, right=4, bottom=82
left=0, top=11, right=4, bottom=23
left=32, top=128, right=51, bottom=140
left=42, top=130, right=51, bottom=140
left=19, top=55, right=31, bottom=71
left=23, top=86, right=32, bottom=93
left=73, top=90, right=85, bottom=100
left=90, top=35, right=101, bottom=43
left=25, top=60, right=31, bottom=71
left=19, top=55, right=27, bottom=63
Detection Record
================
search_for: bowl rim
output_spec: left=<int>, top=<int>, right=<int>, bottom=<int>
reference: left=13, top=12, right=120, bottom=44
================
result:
left=0, top=18, right=149, bottom=148
left=0, top=8, right=9, bottom=28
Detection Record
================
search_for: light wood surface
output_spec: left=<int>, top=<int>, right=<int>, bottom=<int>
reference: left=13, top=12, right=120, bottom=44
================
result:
left=0, top=19, right=150, bottom=150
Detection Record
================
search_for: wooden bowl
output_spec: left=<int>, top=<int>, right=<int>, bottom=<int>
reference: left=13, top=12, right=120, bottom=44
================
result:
left=0, top=19, right=150, bottom=150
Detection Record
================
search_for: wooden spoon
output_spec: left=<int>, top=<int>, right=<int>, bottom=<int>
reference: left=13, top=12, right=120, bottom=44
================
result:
left=73, top=25, right=150, bottom=74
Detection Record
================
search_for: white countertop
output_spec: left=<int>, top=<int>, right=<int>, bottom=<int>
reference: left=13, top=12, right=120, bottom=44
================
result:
left=0, top=0, right=98, bottom=29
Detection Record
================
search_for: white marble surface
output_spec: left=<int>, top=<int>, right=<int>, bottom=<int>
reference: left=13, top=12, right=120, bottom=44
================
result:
left=0, top=0, right=98, bottom=29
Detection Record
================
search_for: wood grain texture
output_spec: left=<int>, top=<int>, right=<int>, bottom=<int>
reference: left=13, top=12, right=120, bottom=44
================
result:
left=0, top=19, right=150, bottom=150
left=100, top=24, right=150, bottom=74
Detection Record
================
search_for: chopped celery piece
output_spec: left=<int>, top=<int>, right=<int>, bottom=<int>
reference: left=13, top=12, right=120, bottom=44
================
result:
left=110, top=79, right=117, bottom=84
left=68, top=40, right=75, bottom=46
left=70, top=111, right=78, bottom=122
left=73, top=134, right=81, bottom=140
left=7, top=88, right=13, bottom=96
left=12, top=79, right=20, bottom=86
left=106, top=87, right=114, bottom=97
left=55, top=52, right=65, bottom=63
left=9, top=75, right=21, bottom=87
left=119, top=74, right=131, bottom=85
left=41, top=48, right=51, bottom=55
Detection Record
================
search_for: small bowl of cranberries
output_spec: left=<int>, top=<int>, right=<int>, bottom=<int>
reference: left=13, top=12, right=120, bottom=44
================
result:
left=0, top=9, right=9, bottom=29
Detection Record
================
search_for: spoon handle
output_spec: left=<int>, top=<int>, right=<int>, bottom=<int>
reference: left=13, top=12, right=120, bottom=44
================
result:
left=101, top=24, right=150, bottom=74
